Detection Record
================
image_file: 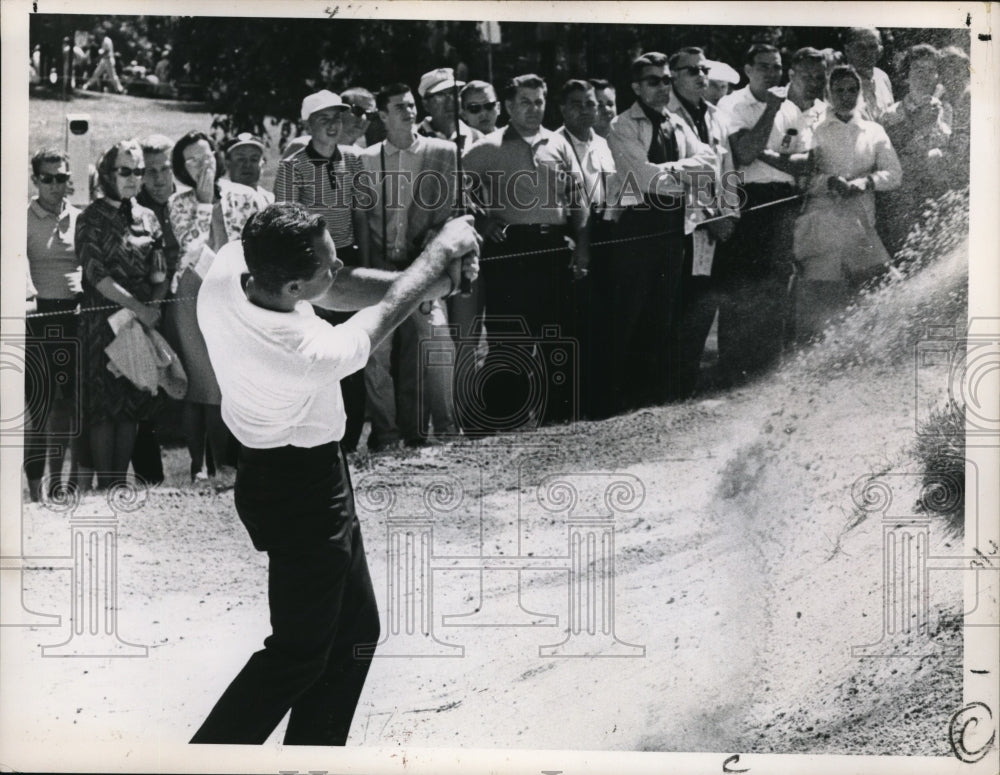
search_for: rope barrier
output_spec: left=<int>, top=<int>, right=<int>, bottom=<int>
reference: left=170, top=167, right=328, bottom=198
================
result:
left=24, top=193, right=806, bottom=319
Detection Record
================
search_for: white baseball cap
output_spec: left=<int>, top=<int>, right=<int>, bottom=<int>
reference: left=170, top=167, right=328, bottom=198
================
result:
left=706, top=60, right=740, bottom=85
left=418, top=67, right=465, bottom=98
left=300, top=90, right=348, bottom=121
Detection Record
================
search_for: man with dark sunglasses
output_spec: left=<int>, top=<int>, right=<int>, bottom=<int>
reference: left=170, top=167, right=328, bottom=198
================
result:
left=459, top=80, right=500, bottom=135
left=25, top=149, right=87, bottom=500
left=340, top=87, right=378, bottom=148
left=664, top=46, right=740, bottom=401
left=604, top=51, right=716, bottom=414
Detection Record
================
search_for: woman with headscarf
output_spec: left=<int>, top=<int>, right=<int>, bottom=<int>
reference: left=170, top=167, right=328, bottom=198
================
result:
left=164, top=131, right=266, bottom=482
left=792, top=65, right=902, bottom=342
left=76, top=139, right=167, bottom=489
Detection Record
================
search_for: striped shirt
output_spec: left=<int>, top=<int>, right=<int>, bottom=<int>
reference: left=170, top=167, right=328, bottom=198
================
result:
left=272, top=142, right=362, bottom=248
left=27, top=199, right=81, bottom=299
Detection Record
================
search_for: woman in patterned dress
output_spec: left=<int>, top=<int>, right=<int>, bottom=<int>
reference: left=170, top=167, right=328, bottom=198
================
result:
left=164, top=131, right=268, bottom=481
left=76, top=140, right=167, bottom=489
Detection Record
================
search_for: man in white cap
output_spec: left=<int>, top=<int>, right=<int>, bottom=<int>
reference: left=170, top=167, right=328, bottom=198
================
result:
left=704, top=59, right=740, bottom=105
left=281, top=86, right=379, bottom=159
left=223, top=132, right=275, bottom=205
left=274, top=90, right=369, bottom=266
left=416, top=67, right=483, bottom=145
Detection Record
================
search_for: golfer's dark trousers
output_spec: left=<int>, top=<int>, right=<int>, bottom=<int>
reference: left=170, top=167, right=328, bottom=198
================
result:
left=714, top=182, right=799, bottom=386
left=190, top=440, right=380, bottom=746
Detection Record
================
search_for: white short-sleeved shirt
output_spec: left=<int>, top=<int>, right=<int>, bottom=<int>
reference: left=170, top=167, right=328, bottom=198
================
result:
left=717, top=86, right=828, bottom=185
left=197, top=241, right=371, bottom=449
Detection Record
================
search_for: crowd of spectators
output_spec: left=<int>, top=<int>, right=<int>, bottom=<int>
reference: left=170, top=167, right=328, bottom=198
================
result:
left=23, top=27, right=971, bottom=497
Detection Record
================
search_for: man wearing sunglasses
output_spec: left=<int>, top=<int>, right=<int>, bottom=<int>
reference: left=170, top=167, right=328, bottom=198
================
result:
left=340, top=87, right=378, bottom=148
left=459, top=80, right=500, bottom=135
left=605, top=51, right=716, bottom=414
left=664, top=46, right=741, bottom=401
left=25, top=149, right=86, bottom=500
left=416, top=67, right=484, bottom=145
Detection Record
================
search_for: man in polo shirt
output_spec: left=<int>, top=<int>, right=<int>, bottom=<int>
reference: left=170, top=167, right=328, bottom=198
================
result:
left=459, top=80, right=500, bottom=136
left=665, top=47, right=740, bottom=401
left=24, top=149, right=85, bottom=500
left=417, top=67, right=484, bottom=146
left=223, top=132, right=275, bottom=205
left=606, top=52, right=716, bottom=413
left=462, top=73, right=590, bottom=432
left=715, top=45, right=827, bottom=385
left=190, top=203, right=480, bottom=746
left=274, top=90, right=370, bottom=268
left=843, top=27, right=895, bottom=122
left=555, top=79, right=616, bottom=418
left=359, top=83, right=460, bottom=449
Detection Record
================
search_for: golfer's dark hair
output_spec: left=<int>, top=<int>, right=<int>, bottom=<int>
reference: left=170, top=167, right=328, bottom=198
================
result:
left=828, top=64, right=861, bottom=90
left=668, top=47, right=705, bottom=71
left=588, top=77, right=613, bottom=92
left=630, top=52, right=669, bottom=82
left=171, top=130, right=214, bottom=188
left=744, top=43, right=780, bottom=67
left=501, top=73, right=547, bottom=101
left=242, top=203, right=328, bottom=294
left=377, top=82, right=412, bottom=112
left=559, top=78, right=593, bottom=104
left=31, top=148, right=69, bottom=176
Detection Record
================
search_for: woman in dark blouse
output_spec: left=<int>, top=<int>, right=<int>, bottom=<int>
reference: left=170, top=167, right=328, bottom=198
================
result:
left=76, top=139, right=168, bottom=489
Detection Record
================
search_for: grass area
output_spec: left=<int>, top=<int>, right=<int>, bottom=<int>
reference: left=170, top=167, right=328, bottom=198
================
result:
left=28, top=90, right=284, bottom=198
